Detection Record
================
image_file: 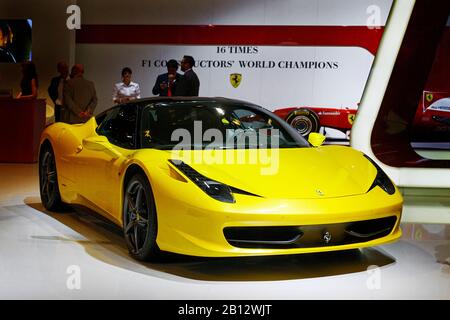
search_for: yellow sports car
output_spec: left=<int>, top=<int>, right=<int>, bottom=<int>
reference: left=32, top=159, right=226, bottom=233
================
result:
left=39, top=97, right=402, bottom=261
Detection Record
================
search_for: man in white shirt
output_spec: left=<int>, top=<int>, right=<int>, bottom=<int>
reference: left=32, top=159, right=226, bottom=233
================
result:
left=113, top=67, right=141, bottom=104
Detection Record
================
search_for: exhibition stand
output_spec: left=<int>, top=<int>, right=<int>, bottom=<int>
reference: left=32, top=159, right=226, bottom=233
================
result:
left=0, top=98, right=46, bottom=163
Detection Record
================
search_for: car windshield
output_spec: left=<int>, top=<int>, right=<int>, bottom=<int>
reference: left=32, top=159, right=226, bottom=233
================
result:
left=140, top=101, right=309, bottom=149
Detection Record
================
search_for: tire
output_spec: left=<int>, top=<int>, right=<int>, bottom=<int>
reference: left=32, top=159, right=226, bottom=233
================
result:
left=285, top=109, right=320, bottom=137
left=123, top=173, right=160, bottom=261
left=39, top=144, right=63, bottom=211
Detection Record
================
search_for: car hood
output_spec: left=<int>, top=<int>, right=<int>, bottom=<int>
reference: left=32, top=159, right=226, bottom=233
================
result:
left=164, top=146, right=377, bottom=199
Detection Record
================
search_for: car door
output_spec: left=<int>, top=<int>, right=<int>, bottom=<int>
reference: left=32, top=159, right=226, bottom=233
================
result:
left=76, top=103, right=139, bottom=220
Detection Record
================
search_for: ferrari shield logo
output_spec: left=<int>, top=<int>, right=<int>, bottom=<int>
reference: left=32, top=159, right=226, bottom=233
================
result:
left=348, top=114, right=356, bottom=125
left=230, top=73, right=242, bottom=88
left=426, top=93, right=434, bottom=102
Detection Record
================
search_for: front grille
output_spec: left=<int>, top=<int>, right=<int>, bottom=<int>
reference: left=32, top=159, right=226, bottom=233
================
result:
left=223, top=216, right=397, bottom=249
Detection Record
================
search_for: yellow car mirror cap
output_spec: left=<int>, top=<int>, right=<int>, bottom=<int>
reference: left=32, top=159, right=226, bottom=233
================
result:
left=308, top=132, right=326, bottom=147
left=82, top=136, right=121, bottom=159
left=83, top=136, right=109, bottom=150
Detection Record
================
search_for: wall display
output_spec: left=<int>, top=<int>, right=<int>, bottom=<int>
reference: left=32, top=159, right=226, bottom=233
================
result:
left=76, top=43, right=372, bottom=123
left=76, top=0, right=393, bottom=141
left=75, top=1, right=450, bottom=148
left=0, top=19, right=32, bottom=63
left=272, top=20, right=450, bottom=143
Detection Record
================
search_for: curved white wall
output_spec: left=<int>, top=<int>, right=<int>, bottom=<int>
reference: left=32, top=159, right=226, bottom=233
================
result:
left=351, top=0, right=450, bottom=188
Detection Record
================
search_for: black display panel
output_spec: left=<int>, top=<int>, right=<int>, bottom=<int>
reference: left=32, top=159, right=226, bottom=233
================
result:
left=0, top=19, right=32, bottom=63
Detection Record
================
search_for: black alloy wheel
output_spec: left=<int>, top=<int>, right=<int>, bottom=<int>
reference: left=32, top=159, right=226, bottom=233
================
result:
left=123, top=174, right=159, bottom=261
left=39, top=144, right=63, bottom=211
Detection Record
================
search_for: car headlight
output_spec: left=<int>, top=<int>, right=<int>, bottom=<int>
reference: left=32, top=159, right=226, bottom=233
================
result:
left=169, top=160, right=235, bottom=203
left=363, top=154, right=396, bottom=195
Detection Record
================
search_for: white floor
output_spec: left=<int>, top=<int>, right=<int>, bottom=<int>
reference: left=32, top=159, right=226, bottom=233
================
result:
left=0, top=164, right=449, bottom=300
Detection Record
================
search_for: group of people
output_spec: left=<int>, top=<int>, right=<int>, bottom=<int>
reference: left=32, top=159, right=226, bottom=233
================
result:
left=111, top=55, right=200, bottom=104
left=47, top=62, right=97, bottom=124
left=151, top=56, right=200, bottom=97
left=16, top=61, right=98, bottom=124
left=16, top=54, right=200, bottom=125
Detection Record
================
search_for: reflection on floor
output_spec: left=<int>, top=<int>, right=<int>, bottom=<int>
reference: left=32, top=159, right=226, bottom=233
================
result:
left=0, top=164, right=449, bottom=299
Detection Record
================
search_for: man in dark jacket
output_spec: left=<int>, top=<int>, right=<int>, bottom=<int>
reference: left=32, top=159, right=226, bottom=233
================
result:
left=152, top=59, right=181, bottom=97
left=48, top=62, right=69, bottom=122
left=174, top=55, right=200, bottom=96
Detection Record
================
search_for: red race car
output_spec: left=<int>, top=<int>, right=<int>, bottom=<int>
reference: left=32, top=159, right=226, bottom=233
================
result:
left=274, top=91, right=450, bottom=141
left=273, top=106, right=356, bottom=138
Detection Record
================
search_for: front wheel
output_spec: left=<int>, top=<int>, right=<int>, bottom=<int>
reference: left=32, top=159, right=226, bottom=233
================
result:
left=39, top=144, right=63, bottom=211
left=286, top=109, right=320, bottom=137
left=123, top=174, right=160, bottom=261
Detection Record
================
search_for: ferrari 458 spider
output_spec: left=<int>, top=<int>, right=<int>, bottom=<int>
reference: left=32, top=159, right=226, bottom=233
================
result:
left=39, top=97, right=402, bottom=261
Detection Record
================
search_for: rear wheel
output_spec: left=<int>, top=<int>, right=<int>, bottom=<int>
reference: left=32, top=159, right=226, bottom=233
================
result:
left=39, top=144, right=63, bottom=211
left=286, top=109, right=320, bottom=137
left=123, top=174, right=160, bottom=261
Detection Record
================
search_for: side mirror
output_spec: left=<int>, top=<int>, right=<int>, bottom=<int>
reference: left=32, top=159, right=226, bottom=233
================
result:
left=82, top=136, right=121, bottom=158
left=308, top=132, right=326, bottom=147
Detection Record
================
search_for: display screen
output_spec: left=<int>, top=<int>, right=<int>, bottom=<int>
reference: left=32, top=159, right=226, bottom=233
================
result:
left=0, top=19, right=32, bottom=63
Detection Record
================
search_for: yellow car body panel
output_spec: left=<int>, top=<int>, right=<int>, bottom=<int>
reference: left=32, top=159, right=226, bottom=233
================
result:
left=40, top=117, right=403, bottom=257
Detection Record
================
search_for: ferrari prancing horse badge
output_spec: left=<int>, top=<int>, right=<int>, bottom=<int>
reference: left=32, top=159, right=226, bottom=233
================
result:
left=230, top=73, right=242, bottom=88
left=348, top=114, right=356, bottom=125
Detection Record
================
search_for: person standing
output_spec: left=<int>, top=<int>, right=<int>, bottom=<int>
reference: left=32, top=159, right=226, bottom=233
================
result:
left=152, top=59, right=181, bottom=97
left=112, top=67, right=141, bottom=104
left=174, top=55, right=200, bottom=96
left=48, top=62, right=69, bottom=122
left=63, top=64, right=97, bottom=124
left=16, top=61, right=38, bottom=99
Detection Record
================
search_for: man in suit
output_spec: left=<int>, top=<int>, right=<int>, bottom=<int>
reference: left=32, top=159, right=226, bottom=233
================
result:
left=48, top=62, right=69, bottom=122
left=63, top=64, right=98, bottom=124
left=152, top=59, right=181, bottom=97
left=174, top=55, right=200, bottom=96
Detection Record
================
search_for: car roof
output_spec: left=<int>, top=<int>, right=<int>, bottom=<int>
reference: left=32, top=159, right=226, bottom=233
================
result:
left=96, top=96, right=266, bottom=119
left=130, top=96, right=257, bottom=106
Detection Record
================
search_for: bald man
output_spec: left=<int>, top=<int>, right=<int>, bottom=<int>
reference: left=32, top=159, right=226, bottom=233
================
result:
left=63, top=64, right=98, bottom=124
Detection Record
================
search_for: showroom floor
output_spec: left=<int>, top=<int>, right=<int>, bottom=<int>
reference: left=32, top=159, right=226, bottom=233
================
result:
left=0, top=163, right=449, bottom=299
